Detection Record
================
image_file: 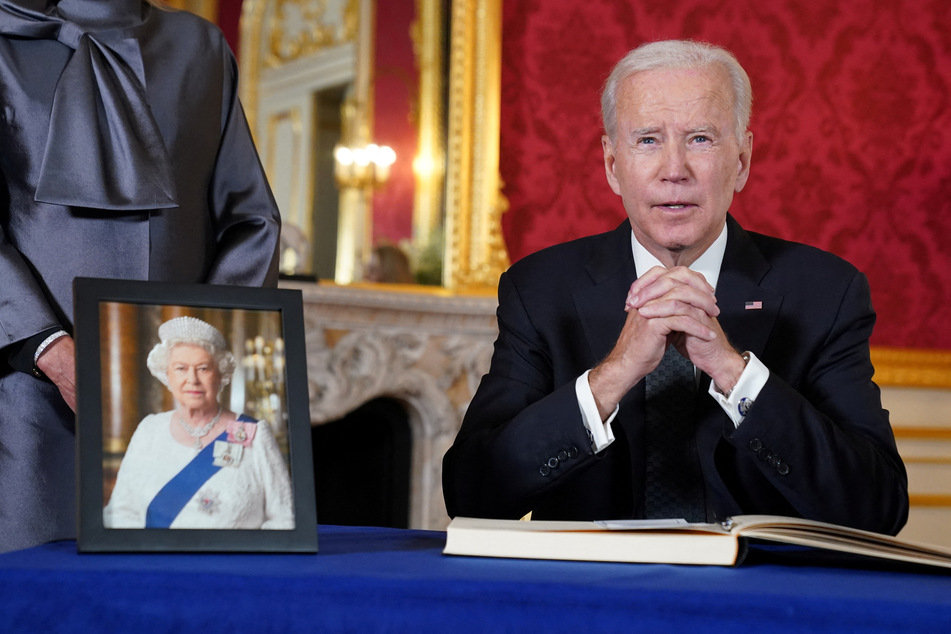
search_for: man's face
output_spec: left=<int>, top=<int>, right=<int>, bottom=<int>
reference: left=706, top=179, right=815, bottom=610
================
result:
left=602, top=65, right=752, bottom=267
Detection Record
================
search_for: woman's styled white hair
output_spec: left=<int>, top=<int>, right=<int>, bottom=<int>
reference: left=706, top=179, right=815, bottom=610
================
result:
left=601, top=40, right=753, bottom=144
left=145, top=317, right=237, bottom=388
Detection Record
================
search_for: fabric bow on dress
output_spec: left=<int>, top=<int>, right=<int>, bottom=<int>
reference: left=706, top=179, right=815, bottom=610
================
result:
left=0, top=0, right=178, bottom=210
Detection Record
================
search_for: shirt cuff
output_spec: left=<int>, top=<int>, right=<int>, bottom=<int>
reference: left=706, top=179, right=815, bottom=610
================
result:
left=575, top=370, right=617, bottom=453
left=5, top=326, right=64, bottom=376
left=708, top=351, right=769, bottom=428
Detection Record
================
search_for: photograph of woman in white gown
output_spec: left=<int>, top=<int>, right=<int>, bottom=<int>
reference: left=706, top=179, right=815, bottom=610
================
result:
left=103, top=316, right=295, bottom=530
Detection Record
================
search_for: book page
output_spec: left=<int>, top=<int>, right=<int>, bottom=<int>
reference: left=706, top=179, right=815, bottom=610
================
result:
left=596, top=518, right=732, bottom=535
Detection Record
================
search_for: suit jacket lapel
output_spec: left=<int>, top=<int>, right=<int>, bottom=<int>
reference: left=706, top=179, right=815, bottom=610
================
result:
left=715, top=216, right=783, bottom=362
left=573, top=221, right=637, bottom=366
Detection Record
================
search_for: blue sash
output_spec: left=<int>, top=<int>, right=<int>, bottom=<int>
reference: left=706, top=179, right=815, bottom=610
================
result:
left=145, top=415, right=257, bottom=528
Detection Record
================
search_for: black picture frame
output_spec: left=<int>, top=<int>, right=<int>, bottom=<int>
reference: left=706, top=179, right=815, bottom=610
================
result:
left=74, top=278, right=318, bottom=553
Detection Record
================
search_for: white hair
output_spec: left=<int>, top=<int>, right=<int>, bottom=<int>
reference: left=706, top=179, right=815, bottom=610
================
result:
left=145, top=317, right=236, bottom=388
left=601, top=40, right=753, bottom=143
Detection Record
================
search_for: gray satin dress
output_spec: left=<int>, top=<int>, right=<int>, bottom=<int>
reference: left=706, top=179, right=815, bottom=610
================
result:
left=0, top=0, right=281, bottom=552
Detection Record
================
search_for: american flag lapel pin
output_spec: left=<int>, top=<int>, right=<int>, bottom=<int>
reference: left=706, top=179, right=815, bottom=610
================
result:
left=745, top=300, right=763, bottom=310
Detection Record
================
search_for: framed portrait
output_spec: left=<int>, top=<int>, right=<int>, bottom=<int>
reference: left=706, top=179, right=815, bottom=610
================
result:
left=74, top=278, right=318, bottom=553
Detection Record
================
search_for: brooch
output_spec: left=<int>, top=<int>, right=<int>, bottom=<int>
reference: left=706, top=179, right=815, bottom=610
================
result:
left=196, top=489, right=220, bottom=515
left=213, top=440, right=244, bottom=467
left=226, top=420, right=257, bottom=447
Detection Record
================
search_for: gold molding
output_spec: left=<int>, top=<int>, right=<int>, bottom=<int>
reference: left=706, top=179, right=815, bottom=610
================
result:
left=265, top=0, right=358, bottom=68
left=240, top=0, right=359, bottom=132
left=892, top=427, right=951, bottom=441
left=334, top=0, right=375, bottom=284
left=908, top=494, right=951, bottom=507
left=872, top=346, right=951, bottom=388
left=903, top=458, right=951, bottom=467
left=239, top=0, right=266, bottom=130
left=410, top=0, right=446, bottom=257
left=443, top=0, right=509, bottom=291
left=164, top=0, right=218, bottom=22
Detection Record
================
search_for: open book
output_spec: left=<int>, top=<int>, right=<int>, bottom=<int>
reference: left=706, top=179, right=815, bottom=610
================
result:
left=444, top=515, right=951, bottom=568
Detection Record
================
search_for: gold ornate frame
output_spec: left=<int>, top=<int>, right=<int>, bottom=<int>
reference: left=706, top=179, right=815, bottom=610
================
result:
left=164, top=0, right=218, bottom=21
left=443, top=0, right=509, bottom=291
left=235, top=0, right=264, bottom=131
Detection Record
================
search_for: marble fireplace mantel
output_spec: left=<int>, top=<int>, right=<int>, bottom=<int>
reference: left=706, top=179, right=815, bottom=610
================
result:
left=283, top=281, right=499, bottom=530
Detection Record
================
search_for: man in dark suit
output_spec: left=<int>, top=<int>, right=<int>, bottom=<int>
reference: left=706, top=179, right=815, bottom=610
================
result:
left=442, top=40, right=908, bottom=535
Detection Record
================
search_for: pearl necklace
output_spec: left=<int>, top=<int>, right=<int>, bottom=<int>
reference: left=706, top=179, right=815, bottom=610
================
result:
left=175, top=407, right=222, bottom=450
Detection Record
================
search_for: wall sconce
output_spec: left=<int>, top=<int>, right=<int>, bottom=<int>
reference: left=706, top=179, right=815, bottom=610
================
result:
left=333, top=143, right=397, bottom=190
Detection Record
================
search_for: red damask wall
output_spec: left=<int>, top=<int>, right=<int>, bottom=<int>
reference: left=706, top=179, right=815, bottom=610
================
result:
left=499, top=0, right=951, bottom=349
left=217, top=1, right=241, bottom=54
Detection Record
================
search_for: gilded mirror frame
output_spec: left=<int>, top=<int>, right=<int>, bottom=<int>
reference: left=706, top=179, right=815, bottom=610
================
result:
left=442, top=0, right=508, bottom=292
left=164, top=0, right=218, bottom=22
left=238, top=0, right=508, bottom=292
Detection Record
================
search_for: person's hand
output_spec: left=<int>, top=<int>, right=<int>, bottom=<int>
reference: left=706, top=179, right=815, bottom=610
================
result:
left=35, top=335, right=77, bottom=412
left=627, top=266, right=746, bottom=393
left=589, top=267, right=747, bottom=418
left=588, top=299, right=667, bottom=419
left=588, top=266, right=706, bottom=419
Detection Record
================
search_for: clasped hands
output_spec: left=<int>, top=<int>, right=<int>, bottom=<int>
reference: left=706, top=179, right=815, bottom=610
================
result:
left=588, top=266, right=746, bottom=420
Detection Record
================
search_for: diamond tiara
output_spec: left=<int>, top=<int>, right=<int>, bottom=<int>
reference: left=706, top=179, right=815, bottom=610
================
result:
left=158, top=317, right=228, bottom=351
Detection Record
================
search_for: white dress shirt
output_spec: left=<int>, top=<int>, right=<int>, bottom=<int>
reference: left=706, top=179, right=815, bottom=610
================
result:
left=576, top=224, right=770, bottom=453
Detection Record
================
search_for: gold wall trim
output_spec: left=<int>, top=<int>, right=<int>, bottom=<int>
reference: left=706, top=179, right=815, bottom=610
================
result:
left=444, top=0, right=509, bottom=291
left=872, top=346, right=951, bottom=388
left=893, top=426, right=951, bottom=441
left=265, top=0, right=358, bottom=68
left=240, top=0, right=359, bottom=132
left=239, top=0, right=266, bottom=129
left=904, top=457, right=951, bottom=466
left=164, top=0, right=218, bottom=22
left=909, top=494, right=951, bottom=507
left=411, top=0, right=446, bottom=254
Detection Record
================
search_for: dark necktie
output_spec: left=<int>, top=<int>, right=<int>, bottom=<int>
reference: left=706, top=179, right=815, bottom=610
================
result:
left=643, top=344, right=706, bottom=522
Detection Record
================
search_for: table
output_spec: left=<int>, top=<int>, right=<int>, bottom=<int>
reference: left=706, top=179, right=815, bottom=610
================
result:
left=1, top=525, right=949, bottom=632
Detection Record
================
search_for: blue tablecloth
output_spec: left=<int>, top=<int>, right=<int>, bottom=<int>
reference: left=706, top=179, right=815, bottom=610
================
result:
left=1, top=525, right=949, bottom=632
